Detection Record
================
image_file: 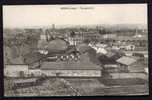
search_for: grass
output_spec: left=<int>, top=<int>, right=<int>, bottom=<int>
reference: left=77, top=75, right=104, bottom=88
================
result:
left=4, top=77, right=149, bottom=96
left=4, top=78, right=77, bottom=96
left=90, top=85, right=149, bottom=96
left=98, top=78, right=148, bottom=86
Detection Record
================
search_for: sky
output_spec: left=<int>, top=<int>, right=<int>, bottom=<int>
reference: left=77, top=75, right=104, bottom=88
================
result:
left=3, top=4, right=147, bottom=28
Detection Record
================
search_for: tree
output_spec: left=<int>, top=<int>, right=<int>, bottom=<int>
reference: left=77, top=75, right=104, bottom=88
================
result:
left=99, top=28, right=106, bottom=35
left=70, top=31, right=76, bottom=37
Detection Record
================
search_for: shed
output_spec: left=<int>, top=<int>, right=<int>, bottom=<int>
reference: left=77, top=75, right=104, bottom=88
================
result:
left=116, top=56, right=137, bottom=72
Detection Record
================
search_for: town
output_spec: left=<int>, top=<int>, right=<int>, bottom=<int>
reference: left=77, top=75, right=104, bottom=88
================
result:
left=4, top=24, right=148, bottom=96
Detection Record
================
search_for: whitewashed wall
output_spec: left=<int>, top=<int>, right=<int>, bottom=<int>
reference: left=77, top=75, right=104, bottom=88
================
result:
left=110, top=73, right=148, bottom=80
left=4, top=65, right=28, bottom=77
left=41, top=70, right=101, bottom=77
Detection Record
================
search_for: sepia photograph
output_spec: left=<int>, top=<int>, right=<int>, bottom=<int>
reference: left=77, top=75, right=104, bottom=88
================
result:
left=3, top=4, right=149, bottom=96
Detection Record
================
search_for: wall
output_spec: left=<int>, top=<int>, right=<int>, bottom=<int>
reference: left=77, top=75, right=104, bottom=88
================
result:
left=28, top=69, right=42, bottom=77
left=4, top=65, right=28, bottom=77
left=104, top=64, right=119, bottom=73
left=117, top=64, right=128, bottom=72
left=41, top=70, right=101, bottom=77
left=128, top=65, right=145, bottom=73
left=110, top=73, right=148, bottom=80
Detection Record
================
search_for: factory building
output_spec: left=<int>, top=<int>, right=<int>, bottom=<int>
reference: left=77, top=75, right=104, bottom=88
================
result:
left=67, top=31, right=101, bottom=45
left=40, top=62, right=102, bottom=77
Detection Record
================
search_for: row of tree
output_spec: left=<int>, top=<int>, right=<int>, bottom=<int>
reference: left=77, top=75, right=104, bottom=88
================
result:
left=4, top=32, right=40, bottom=64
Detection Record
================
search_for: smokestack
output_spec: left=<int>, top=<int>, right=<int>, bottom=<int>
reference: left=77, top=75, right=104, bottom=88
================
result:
left=52, top=24, right=55, bottom=30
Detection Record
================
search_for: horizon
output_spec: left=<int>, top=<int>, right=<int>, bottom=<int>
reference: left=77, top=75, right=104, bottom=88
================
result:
left=3, top=23, right=147, bottom=29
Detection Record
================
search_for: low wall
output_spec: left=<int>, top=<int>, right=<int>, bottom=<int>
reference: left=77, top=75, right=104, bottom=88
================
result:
left=110, top=73, right=148, bottom=80
left=4, top=65, right=28, bottom=77
left=41, top=70, right=101, bottom=77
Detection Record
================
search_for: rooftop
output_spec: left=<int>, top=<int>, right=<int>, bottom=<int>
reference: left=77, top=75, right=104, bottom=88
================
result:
left=116, top=56, right=137, bottom=66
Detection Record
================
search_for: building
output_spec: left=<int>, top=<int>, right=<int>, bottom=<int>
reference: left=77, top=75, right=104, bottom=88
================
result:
left=66, top=31, right=102, bottom=45
left=83, top=31, right=101, bottom=41
left=102, top=34, right=117, bottom=39
left=99, top=34, right=148, bottom=51
left=109, top=72, right=148, bottom=79
left=116, top=56, right=137, bottom=72
left=104, top=64, right=119, bottom=73
left=40, top=61, right=102, bottom=77
left=4, top=64, right=29, bottom=77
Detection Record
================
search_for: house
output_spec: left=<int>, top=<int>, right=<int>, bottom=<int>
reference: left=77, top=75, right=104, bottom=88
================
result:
left=4, top=64, right=29, bottom=77
left=116, top=56, right=137, bottom=72
left=98, top=54, right=117, bottom=65
left=104, top=64, right=119, bottom=73
left=98, top=54, right=119, bottom=73
left=129, top=61, right=147, bottom=73
left=40, top=61, right=102, bottom=77
left=132, top=53, right=145, bottom=59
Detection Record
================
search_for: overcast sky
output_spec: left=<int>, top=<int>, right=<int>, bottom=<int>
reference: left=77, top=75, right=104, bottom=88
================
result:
left=3, top=4, right=147, bottom=28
